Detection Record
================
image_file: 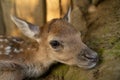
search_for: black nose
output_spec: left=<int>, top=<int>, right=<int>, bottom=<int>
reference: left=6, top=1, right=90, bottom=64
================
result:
left=80, top=48, right=99, bottom=62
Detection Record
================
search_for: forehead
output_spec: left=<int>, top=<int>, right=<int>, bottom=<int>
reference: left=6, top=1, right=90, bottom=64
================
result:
left=48, top=19, right=80, bottom=36
left=47, top=19, right=81, bottom=41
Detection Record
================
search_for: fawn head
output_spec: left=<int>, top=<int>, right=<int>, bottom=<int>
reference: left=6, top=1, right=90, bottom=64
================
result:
left=11, top=8, right=98, bottom=69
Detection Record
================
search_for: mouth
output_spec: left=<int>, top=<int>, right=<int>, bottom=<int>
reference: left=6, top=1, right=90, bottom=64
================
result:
left=79, top=62, right=97, bottom=69
left=76, top=48, right=99, bottom=69
left=77, top=59, right=98, bottom=69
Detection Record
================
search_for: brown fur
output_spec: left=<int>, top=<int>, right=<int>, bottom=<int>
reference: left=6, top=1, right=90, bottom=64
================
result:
left=0, top=17, right=98, bottom=80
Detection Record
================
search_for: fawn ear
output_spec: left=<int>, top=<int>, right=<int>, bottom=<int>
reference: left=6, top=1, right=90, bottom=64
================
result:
left=11, top=16, right=40, bottom=42
left=63, top=7, right=71, bottom=23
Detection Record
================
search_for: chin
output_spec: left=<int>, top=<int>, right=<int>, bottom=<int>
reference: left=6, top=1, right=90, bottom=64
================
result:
left=78, top=62, right=97, bottom=69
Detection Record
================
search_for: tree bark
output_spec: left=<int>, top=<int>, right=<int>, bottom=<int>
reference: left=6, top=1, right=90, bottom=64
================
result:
left=0, top=0, right=46, bottom=36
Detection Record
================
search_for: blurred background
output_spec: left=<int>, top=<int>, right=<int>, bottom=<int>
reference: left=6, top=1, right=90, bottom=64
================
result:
left=0, top=0, right=71, bottom=36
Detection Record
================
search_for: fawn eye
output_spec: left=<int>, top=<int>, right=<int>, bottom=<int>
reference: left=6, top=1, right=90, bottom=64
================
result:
left=50, top=40, right=60, bottom=49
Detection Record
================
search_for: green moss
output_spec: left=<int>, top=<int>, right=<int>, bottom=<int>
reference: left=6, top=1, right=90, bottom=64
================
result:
left=114, top=41, right=120, bottom=49
left=64, top=67, right=89, bottom=80
left=105, top=39, right=120, bottom=56
left=51, top=64, right=69, bottom=76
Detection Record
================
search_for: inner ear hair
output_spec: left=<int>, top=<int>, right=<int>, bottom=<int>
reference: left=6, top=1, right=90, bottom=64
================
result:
left=63, top=6, right=72, bottom=23
left=11, top=15, right=40, bottom=42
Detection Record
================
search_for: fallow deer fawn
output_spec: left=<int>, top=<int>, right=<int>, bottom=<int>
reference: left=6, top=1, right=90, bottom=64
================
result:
left=0, top=8, right=98, bottom=80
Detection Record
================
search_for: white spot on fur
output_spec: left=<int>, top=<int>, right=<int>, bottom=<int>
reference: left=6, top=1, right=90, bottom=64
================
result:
left=5, top=46, right=11, bottom=50
left=0, top=39, right=4, bottom=42
left=0, top=39, right=8, bottom=42
left=12, top=39, right=23, bottom=43
left=14, top=48, right=23, bottom=53
left=27, top=48, right=31, bottom=50
left=5, top=46, right=11, bottom=55
left=12, top=39, right=17, bottom=42
left=4, top=39, right=8, bottom=42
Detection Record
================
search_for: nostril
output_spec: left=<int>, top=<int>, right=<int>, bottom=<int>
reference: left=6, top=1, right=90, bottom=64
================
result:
left=83, top=53, right=99, bottom=62
left=91, top=57, right=98, bottom=62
